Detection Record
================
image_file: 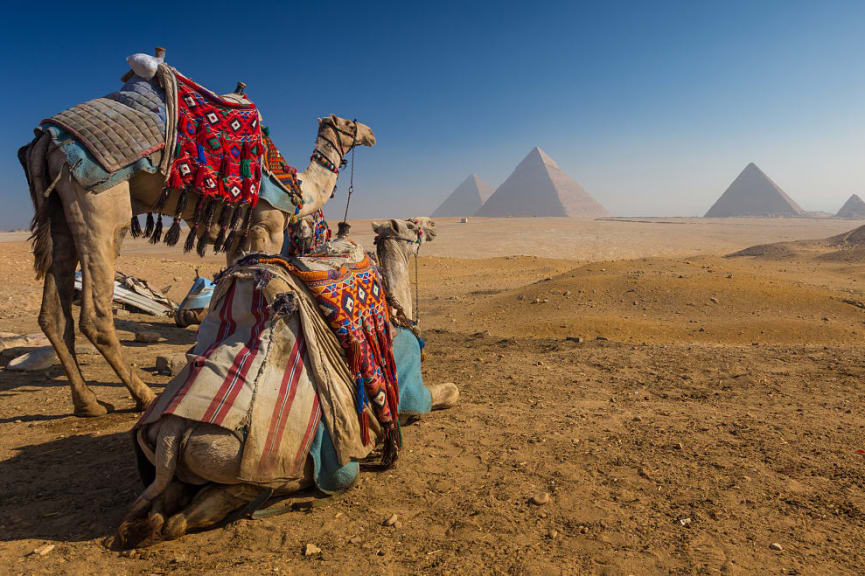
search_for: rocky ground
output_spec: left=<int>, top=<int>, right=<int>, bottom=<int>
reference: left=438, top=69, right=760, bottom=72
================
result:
left=1, top=218, right=864, bottom=575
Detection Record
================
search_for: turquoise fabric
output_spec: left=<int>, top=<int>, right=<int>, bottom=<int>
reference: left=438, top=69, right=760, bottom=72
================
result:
left=259, top=171, right=301, bottom=213
left=308, top=421, right=359, bottom=494
left=393, top=326, right=432, bottom=414
left=42, top=125, right=158, bottom=193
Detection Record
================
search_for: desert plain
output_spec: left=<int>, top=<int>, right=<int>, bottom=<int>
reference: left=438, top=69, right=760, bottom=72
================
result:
left=1, top=216, right=864, bottom=575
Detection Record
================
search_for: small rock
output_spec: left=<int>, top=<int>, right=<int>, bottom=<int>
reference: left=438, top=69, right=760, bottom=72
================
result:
left=384, top=513, right=399, bottom=527
left=769, top=542, right=783, bottom=551
left=565, top=336, right=584, bottom=343
left=155, top=353, right=187, bottom=375
left=33, top=543, right=55, bottom=557
left=710, top=297, right=720, bottom=304
left=530, top=492, right=551, bottom=506
left=679, top=517, right=692, bottom=527
left=304, top=543, right=321, bottom=556
left=349, top=536, right=362, bottom=545
left=134, top=331, right=161, bottom=344
left=595, top=336, right=609, bottom=342
left=578, top=525, right=589, bottom=534
left=547, top=529, right=558, bottom=539
left=7, top=347, right=58, bottom=371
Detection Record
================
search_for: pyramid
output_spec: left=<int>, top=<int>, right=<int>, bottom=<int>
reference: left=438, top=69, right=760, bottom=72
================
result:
left=835, top=194, right=865, bottom=219
left=474, top=147, right=609, bottom=218
left=705, top=163, right=804, bottom=218
left=431, top=174, right=494, bottom=217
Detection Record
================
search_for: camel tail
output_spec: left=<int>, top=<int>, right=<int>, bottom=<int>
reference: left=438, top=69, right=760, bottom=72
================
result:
left=18, top=132, right=54, bottom=279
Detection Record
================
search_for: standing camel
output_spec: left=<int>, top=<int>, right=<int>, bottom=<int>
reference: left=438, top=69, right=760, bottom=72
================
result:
left=19, top=113, right=374, bottom=417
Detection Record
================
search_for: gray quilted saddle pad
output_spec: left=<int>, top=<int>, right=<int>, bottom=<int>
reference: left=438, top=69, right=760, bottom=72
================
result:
left=42, top=76, right=166, bottom=173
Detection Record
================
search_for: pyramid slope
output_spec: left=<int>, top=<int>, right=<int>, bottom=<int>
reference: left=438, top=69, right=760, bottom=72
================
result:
left=475, top=147, right=609, bottom=218
left=836, top=194, right=865, bottom=219
left=705, top=163, right=804, bottom=218
left=431, top=175, right=494, bottom=217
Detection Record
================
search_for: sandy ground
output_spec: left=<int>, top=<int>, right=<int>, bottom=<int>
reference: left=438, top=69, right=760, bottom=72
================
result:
left=1, top=217, right=864, bottom=575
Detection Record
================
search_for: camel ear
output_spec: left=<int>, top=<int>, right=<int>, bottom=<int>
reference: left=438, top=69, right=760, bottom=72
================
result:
left=371, top=221, right=382, bottom=233
left=389, top=219, right=401, bottom=233
left=317, top=117, right=323, bottom=126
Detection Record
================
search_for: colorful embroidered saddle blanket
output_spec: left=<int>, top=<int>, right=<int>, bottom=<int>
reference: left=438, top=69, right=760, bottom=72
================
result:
left=241, top=254, right=400, bottom=446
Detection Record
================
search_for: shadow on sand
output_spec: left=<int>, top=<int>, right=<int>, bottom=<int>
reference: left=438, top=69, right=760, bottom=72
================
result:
left=0, top=430, right=142, bottom=543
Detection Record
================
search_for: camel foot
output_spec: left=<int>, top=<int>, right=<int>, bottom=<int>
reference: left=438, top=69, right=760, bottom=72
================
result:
left=116, top=515, right=162, bottom=549
left=134, top=389, right=157, bottom=412
left=73, top=401, right=109, bottom=418
left=429, top=382, right=459, bottom=410
left=163, top=514, right=188, bottom=540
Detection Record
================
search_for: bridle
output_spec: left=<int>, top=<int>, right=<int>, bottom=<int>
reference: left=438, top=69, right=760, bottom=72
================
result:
left=374, top=225, right=425, bottom=325
left=313, top=117, right=358, bottom=173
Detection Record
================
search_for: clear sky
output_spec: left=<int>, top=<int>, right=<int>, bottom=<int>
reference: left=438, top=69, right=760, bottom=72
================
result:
left=2, top=0, right=864, bottom=229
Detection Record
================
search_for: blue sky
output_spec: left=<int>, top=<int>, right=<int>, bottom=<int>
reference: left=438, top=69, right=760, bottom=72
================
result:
left=1, top=0, right=864, bottom=229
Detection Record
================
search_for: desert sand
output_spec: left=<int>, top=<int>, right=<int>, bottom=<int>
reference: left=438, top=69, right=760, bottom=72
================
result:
left=1, top=217, right=864, bottom=575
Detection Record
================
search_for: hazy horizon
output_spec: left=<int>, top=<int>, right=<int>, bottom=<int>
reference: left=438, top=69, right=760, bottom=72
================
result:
left=2, top=0, right=864, bottom=229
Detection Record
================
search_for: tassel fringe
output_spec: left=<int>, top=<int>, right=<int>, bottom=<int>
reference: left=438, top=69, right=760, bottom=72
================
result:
left=130, top=215, right=142, bottom=238
left=149, top=215, right=163, bottom=244
left=144, top=212, right=155, bottom=238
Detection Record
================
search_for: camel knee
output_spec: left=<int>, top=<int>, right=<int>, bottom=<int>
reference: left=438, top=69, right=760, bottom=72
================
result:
left=429, top=382, right=460, bottom=410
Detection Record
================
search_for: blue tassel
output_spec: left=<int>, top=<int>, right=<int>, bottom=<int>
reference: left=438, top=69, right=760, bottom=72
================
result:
left=356, top=374, right=366, bottom=413
left=197, top=144, right=207, bottom=164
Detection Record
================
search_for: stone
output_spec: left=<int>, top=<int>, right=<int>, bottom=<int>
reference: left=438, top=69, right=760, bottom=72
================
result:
left=156, top=353, right=188, bottom=375
left=547, top=529, right=559, bottom=539
left=710, top=297, right=720, bottom=304
left=769, top=542, right=783, bottom=551
left=33, top=543, right=55, bottom=557
left=384, top=514, right=399, bottom=527
left=565, top=336, right=584, bottom=343
left=530, top=492, right=551, bottom=506
left=304, top=543, right=321, bottom=556
left=7, top=347, right=58, bottom=371
left=349, top=536, right=362, bottom=545
left=134, top=331, right=161, bottom=343
left=679, top=517, right=692, bottom=527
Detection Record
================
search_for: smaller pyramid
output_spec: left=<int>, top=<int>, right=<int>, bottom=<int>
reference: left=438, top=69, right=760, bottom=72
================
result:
left=705, top=163, right=804, bottom=218
left=431, top=175, right=494, bottom=217
left=835, top=194, right=865, bottom=219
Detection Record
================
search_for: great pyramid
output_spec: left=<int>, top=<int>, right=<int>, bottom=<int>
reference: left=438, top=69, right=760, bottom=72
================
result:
left=474, top=147, right=609, bottom=218
left=835, top=194, right=865, bottom=219
left=705, top=163, right=804, bottom=218
left=431, top=174, right=494, bottom=217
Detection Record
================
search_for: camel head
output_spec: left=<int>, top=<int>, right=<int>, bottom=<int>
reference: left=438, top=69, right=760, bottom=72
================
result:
left=371, top=218, right=437, bottom=255
left=317, top=115, right=376, bottom=154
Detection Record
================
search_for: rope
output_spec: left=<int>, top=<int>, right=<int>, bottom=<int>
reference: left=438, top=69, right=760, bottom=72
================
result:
left=413, top=242, right=420, bottom=324
left=342, top=119, right=358, bottom=224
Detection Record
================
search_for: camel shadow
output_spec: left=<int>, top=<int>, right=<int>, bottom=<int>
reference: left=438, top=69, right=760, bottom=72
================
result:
left=0, top=430, right=141, bottom=543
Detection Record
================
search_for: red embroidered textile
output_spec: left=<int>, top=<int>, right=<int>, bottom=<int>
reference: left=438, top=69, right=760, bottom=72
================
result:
left=167, top=73, right=263, bottom=207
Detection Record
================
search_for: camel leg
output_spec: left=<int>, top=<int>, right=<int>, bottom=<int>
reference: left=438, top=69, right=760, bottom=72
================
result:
left=163, top=484, right=267, bottom=540
left=37, top=197, right=106, bottom=416
left=428, top=382, right=460, bottom=410
left=55, top=173, right=155, bottom=410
